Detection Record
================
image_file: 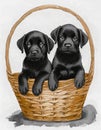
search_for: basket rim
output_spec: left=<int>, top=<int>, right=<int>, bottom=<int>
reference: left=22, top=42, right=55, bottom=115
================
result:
left=5, top=4, right=94, bottom=82
left=7, top=72, right=90, bottom=82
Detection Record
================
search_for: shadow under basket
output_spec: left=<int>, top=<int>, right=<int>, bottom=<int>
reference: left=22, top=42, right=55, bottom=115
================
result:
left=5, top=5, right=94, bottom=121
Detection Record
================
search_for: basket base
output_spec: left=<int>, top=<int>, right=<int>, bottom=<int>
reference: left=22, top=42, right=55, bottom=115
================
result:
left=23, top=113, right=82, bottom=122
left=8, top=105, right=96, bottom=127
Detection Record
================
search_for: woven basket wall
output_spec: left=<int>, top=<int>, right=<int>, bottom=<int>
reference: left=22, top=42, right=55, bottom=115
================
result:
left=5, top=5, right=94, bottom=121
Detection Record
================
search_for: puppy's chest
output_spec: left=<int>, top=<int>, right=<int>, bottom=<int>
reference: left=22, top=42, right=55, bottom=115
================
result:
left=54, top=57, right=80, bottom=71
left=59, top=63, right=78, bottom=76
left=23, top=66, right=40, bottom=77
left=29, top=69, right=39, bottom=77
left=65, top=63, right=75, bottom=70
left=65, top=64, right=75, bottom=74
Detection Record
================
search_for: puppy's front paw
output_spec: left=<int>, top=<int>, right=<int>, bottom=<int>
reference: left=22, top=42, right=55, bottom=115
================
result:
left=49, top=78, right=58, bottom=91
left=74, top=76, right=85, bottom=89
left=32, top=85, right=42, bottom=96
left=19, top=84, right=28, bottom=95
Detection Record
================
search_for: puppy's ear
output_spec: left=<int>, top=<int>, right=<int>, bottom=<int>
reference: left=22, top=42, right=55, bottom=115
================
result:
left=17, top=35, right=26, bottom=53
left=79, top=29, right=88, bottom=48
left=44, top=35, right=54, bottom=54
left=51, top=26, right=62, bottom=43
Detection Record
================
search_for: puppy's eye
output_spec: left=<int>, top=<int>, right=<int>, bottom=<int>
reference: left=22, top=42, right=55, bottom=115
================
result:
left=73, top=36, right=78, bottom=42
left=39, top=42, right=43, bottom=48
left=27, top=42, right=31, bottom=48
left=60, top=36, right=64, bottom=41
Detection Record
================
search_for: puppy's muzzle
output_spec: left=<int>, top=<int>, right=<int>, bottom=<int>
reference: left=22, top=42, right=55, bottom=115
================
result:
left=64, top=43, right=72, bottom=48
left=31, top=50, right=39, bottom=56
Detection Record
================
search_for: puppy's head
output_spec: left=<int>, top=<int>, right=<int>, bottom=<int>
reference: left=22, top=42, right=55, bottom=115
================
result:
left=51, top=24, right=88, bottom=54
left=17, top=31, right=54, bottom=61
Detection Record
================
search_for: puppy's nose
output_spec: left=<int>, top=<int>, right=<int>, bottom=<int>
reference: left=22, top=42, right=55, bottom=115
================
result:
left=64, top=43, right=72, bottom=48
left=31, top=50, right=38, bottom=55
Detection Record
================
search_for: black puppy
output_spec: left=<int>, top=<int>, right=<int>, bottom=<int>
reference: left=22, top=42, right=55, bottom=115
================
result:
left=49, top=24, right=88, bottom=91
left=17, top=31, right=54, bottom=96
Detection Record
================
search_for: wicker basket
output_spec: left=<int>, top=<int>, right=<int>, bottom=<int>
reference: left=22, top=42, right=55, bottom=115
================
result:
left=5, top=5, right=94, bottom=121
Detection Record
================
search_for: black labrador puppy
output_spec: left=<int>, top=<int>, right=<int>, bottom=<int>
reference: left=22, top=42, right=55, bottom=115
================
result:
left=17, top=31, right=54, bottom=96
left=49, top=24, right=88, bottom=91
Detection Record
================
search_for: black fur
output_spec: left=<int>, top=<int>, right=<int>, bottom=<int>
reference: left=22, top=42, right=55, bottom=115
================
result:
left=17, top=31, right=54, bottom=96
left=49, top=24, right=88, bottom=91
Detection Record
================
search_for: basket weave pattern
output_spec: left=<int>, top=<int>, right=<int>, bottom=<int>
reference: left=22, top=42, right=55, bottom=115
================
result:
left=8, top=73, right=91, bottom=121
left=5, top=5, right=94, bottom=121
